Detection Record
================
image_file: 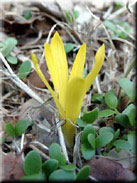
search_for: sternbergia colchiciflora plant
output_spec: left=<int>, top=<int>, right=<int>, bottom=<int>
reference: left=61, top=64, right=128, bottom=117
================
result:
left=31, top=32, right=105, bottom=148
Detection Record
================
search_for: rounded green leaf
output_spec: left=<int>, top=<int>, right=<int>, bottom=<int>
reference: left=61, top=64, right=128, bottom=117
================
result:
left=5, top=123, right=15, bottom=138
left=95, top=132, right=113, bottom=148
left=76, top=118, right=87, bottom=127
left=105, top=90, right=118, bottom=109
left=115, top=114, right=130, bottom=128
left=81, top=124, right=95, bottom=144
left=20, top=173, right=46, bottom=181
left=99, top=127, right=114, bottom=134
left=122, top=104, right=136, bottom=126
left=88, top=134, right=95, bottom=149
left=76, top=165, right=90, bottom=181
left=82, top=107, right=99, bottom=123
left=61, top=164, right=76, bottom=171
left=113, top=140, right=131, bottom=150
left=6, top=55, right=18, bottom=65
left=42, top=159, right=58, bottom=176
left=24, top=150, right=42, bottom=175
left=15, top=120, right=30, bottom=136
left=113, top=129, right=120, bottom=140
left=99, top=109, right=116, bottom=118
left=91, top=93, right=104, bottom=103
left=49, top=143, right=66, bottom=166
left=64, top=43, right=75, bottom=53
left=49, top=169, right=76, bottom=181
left=18, top=60, right=32, bottom=79
left=1, top=37, right=17, bottom=57
left=81, top=143, right=95, bottom=160
left=118, top=78, right=135, bottom=102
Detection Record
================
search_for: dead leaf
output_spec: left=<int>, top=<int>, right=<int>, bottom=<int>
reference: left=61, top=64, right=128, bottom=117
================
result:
left=107, top=149, right=136, bottom=171
left=32, top=18, right=54, bottom=33
left=85, top=156, right=135, bottom=181
left=27, top=63, right=50, bottom=89
left=1, top=152, right=24, bottom=180
left=19, top=96, right=59, bottom=146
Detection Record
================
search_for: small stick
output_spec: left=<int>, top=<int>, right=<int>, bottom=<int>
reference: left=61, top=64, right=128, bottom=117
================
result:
left=124, top=59, right=135, bottom=78
left=86, top=7, right=116, bottom=51
left=46, top=24, right=57, bottom=44
left=0, top=52, right=44, bottom=104
left=73, top=131, right=82, bottom=166
left=29, top=144, right=49, bottom=160
left=116, top=25, right=135, bottom=41
left=21, top=30, right=43, bottom=49
left=30, top=141, right=49, bottom=154
left=107, top=0, right=136, bottom=20
left=55, top=118, right=69, bottom=162
left=95, top=76, right=102, bottom=94
left=20, top=134, right=25, bottom=160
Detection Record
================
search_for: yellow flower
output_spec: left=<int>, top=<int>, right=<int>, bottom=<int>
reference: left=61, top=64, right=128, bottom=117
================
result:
left=31, top=32, right=105, bottom=148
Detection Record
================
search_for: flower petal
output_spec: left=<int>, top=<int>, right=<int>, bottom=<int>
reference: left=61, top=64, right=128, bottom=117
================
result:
left=64, top=77, right=86, bottom=122
left=50, top=32, right=68, bottom=108
left=44, top=43, right=59, bottom=93
left=70, top=43, right=86, bottom=80
left=31, top=53, right=65, bottom=117
left=84, top=44, right=105, bottom=92
left=62, top=76, right=86, bottom=147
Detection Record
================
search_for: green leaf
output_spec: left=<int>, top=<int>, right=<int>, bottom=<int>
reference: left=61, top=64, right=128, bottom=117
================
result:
left=105, top=90, right=118, bottom=109
left=128, top=133, right=136, bottom=154
left=82, top=107, right=99, bottom=123
left=64, top=43, right=75, bottom=53
left=118, top=78, right=135, bottom=102
left=73, top=10, right=80, bottom=19
left=96, top=132, right=113, bottom=148
left=76, top=118, right=88, bottom=127
left=99, top=109, right=116, bottom=117
left=24, top=150, right=42, bottom=175
left=113, top=140, right=131, bottom=150
left=103, top=20, right=117, bottom=32
left=122, top=104, right=136, bottom=126
left=65, top=11, right=73, bottom=22
left=5, top=123, right=15, bottom=138
left=42, top=159, right=58, bottom=176
left=49, top=169, right=76, bottom=181
left=81, top=124, right=95, bottom=144
left=49, top=143, right=66, bottom=166
left=6, top=55, right=18, bottom=65
left=61, top=164, right=76, bottom=171
left=116, top=21, right=132, bottom=39
left=99, top=127, right=114, bottom=134
left=0, top=137, right=7, bottom=145
left=76, top=165, right=90, bottom=181
left=114, top=2, right=124, bottom=9
left=113, top=129, right=120, bottom=140
left=18, top=60, right=32, bottom=79
left=81, top=143, right=95, bottom=160
left=15, top=120, right=30, bottom=136
left=115, top=114, right=131, bottom=128
left=1, top=37, right=17, bottom=57
left=88, top=134, right=95, bottom=149
left=24, top=10, right=32, bottom=20
left=91, top=93, right=104, bottom=103
left=20, top=173, right=46, bottom=181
